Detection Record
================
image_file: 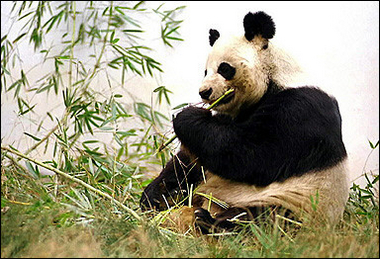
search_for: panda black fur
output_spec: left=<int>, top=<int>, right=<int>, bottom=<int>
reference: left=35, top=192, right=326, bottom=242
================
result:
left=140, top=11, right=349, bottom=233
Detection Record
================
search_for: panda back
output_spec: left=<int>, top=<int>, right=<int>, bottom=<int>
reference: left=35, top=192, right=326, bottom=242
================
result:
left=241, top=86, right=348, bottom=185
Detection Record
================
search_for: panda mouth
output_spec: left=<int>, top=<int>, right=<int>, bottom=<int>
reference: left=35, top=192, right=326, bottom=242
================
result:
left=210, top=90, right=235, bottom=107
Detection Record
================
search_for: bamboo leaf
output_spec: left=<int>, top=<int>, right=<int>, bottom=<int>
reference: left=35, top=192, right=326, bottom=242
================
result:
left=24, top=132, right=41, bottom=141
left=368, top=139, right=379, bottom=149
left=172, top=103, right=189, bottom=110
left=12, top=33, right=27, bottom=44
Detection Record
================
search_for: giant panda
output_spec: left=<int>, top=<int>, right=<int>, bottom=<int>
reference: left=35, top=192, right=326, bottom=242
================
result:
left=140, top=11, right=349, bottom=234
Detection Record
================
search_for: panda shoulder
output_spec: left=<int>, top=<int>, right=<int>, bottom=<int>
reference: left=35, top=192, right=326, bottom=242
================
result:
left=259, top=86, right=341, bottom=124
left=276, top=86, right=339, bottom=110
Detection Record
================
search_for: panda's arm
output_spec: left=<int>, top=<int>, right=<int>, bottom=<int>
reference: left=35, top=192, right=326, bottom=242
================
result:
left=173, top=106, right=242, bottom=156
left=173, top=106, right=252, bottom=181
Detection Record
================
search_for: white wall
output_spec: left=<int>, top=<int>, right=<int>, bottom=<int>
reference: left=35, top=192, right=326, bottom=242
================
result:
left=1, top=1, right=379, bottom=186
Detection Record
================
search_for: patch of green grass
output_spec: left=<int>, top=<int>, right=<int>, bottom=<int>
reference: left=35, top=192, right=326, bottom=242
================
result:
left=1, top=138, right=378, bottom=258
left=1, top=158, right=378, bottom=258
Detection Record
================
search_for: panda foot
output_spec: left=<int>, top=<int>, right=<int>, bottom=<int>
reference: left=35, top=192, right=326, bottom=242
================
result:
left=194, top=208, right=216, bottom=234
left=194, top=208, right=239, bottom=234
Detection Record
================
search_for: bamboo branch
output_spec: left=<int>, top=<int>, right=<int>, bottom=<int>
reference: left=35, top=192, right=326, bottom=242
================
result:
left=24, top=124, right=59, bottom=156
left=82, top=1, right=113, bottom=94
left=157, top=88, right=235, bottom=152
left=1, top=146, right=141, bottom=221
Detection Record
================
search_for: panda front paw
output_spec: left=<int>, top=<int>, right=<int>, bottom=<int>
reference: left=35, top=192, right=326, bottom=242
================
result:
left=140, top=180, right=167, bottom=211
left=173, top=106, right=211, bottom=140
left=140, top=178, right=188, bottom=212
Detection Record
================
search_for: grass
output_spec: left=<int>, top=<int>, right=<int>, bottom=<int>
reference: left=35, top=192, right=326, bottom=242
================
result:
left=1, top=150, right=379, bottom=258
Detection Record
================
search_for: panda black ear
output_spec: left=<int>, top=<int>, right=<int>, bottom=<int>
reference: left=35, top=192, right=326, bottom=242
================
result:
left=243, top=11, right=275, bottom=41
left=209, top=29, right=220, bottom=46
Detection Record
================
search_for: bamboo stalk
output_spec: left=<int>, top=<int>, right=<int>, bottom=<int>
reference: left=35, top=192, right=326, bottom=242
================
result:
left=1, top=146, right=141, bottom=221
left=158, top=88, right=235, bottom=152
left=24, top=124, right=58, bottom=156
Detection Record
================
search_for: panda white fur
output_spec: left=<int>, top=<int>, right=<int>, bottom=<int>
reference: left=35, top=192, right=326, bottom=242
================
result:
left=141, top=11, right=349, bottom=234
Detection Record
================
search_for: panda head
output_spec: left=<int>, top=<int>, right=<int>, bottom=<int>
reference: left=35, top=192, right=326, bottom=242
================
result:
left=200, top=11, right=296, bottom=116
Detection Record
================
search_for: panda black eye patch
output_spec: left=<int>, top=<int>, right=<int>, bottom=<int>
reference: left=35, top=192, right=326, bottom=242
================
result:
left=217, top=62, right=236, bottom=80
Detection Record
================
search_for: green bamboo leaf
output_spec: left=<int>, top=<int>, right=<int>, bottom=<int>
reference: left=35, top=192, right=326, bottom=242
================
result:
left=1, top=35, right=7, bottom=43
left=110, top=30, right=115, bottom=42
left=12, top=33, right=27, bottom=44
left=372, top=174, right=379, bottom=184
left=117, top=146, right=124, bottom=160
left=88, top=158, right=95, bottom=176
left=19, top=103, right=36, bottom=116
left=116, top=130, right=137, bottom=139
left=18, top=10, right=35, bottom=21
left=122, top=29, right=144, bottom=33
left=24, top=132, right=41, bottom=141
left=133, top=1, right=145, bottom=10
left=368, top=139, right=379, bottom=149
left=36, top=83, right=54, bottom=93
left=165, top=36, right=184, bottom=41
left=172, top=103, right=189, bottom=110
left=25, top=161, right=40, bottom=179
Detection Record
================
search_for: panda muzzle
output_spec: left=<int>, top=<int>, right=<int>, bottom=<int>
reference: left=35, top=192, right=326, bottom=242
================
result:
left=199, top=88, right=213, bottom=100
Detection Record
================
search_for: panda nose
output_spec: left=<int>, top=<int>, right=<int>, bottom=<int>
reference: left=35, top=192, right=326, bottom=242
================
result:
left=199, top=88, right=213, bottom=100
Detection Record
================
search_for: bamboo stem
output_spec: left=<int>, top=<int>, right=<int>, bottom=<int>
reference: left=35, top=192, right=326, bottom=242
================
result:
left=1, top=146, right=141, bottom=221
left=158, top=88, right=235, bottom=152
left=24, top=124, right=58, bottom=156
left=82, top=1, right=113, bottom=94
